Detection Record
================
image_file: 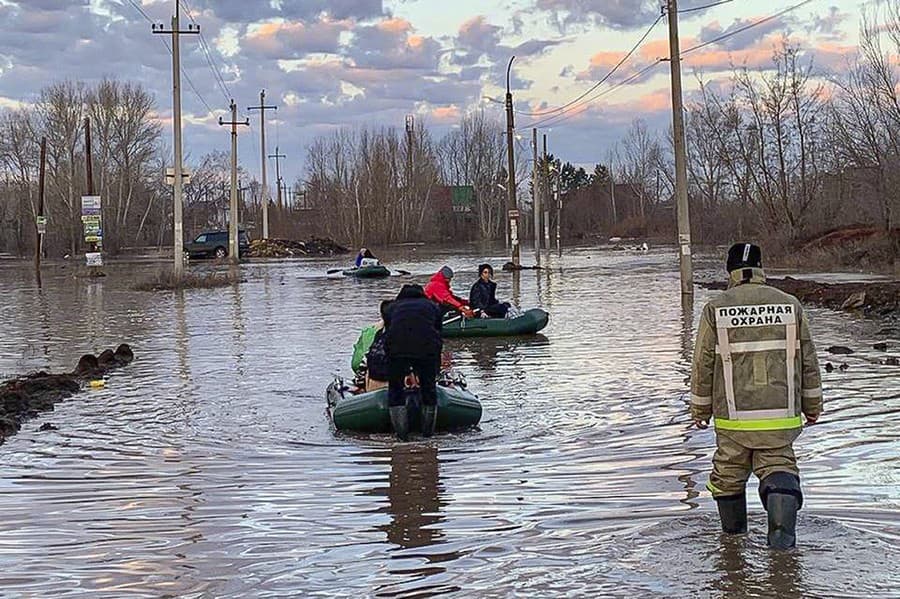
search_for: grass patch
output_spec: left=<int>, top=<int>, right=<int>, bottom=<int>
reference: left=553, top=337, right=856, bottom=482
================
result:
left=134, top=269, right=245, bottom=291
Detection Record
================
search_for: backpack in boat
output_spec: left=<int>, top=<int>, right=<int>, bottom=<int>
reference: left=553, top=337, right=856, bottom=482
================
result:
left=365, top=331, right=389, bottom=381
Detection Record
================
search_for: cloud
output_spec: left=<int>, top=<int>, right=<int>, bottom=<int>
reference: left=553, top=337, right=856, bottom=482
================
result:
left=243, top=19, right=352, bottom=58
left=698, top=15, right=791, bottom=52
left=808, top=6, right=850, bottom=41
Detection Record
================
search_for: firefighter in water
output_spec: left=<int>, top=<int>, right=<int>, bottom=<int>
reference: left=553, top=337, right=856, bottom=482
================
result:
left=690, top=243, right=823, bottom=549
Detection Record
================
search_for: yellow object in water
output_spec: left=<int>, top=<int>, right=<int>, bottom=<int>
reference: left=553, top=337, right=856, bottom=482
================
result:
left=89, top=380, right=106, bottom=389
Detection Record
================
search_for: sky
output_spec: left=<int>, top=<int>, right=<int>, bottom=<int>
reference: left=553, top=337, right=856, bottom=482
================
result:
left=0, top=0, right=865, bottom=186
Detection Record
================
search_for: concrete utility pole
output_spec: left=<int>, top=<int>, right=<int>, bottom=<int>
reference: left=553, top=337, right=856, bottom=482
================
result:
left=532, top=127, right=539, bottom=262
left=666, top=0, right=694, bottom=296
left=153, top=2, right=199, bottom=280
left=555, top=174, right=562, bottom=253
left=219, top=99, right=249, bottom=263
left=505, top=56, right=520, bottom=267
left=268, top=146, right=286, bottom=211
left=248, top=90, right=277, bottom=239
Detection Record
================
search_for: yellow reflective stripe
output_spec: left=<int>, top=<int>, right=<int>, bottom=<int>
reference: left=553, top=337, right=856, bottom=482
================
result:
left=706, top=480, right=723, bottom=495
left=714, top=416, right=802, bottom=431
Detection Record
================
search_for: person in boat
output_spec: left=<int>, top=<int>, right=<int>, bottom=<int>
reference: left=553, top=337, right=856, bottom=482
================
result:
left=355, top=248, right=378, bottom=267
left=384, top=284, right=443, bottom=440
left=690, top=243, right=823, bottom=550
left=424, top=266, right=475, bottom=318
left=351, top=300, right=391, bottom=392
left=469, top=263, right=510, bottom=318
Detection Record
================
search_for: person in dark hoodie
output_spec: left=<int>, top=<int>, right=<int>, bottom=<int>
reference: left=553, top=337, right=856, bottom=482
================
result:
left=384, top=284, right=444, bottom=440
left=469, top=263, right=510, bottom=318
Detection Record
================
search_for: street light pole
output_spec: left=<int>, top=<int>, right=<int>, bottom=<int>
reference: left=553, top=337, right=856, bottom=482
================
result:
left=505, top=56, right=520, bottom=267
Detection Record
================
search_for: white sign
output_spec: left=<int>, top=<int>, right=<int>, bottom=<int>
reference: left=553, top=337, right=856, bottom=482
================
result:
left=85, top=252, right=103, bottom=267
left=716, top=304, right=796, bottom=328
left=81, top=195, right=101, bottom=215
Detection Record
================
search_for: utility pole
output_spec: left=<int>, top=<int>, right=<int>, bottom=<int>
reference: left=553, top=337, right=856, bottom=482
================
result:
left=532, top=127, right=539, bottom=262
left=248, top=90, right=277, bottom=239
left=35, top=137, right=46, bottom=275
left=84, top=116, right=102, bottom=275
left=406, top=114, right=414, bottom=237
left=542, top=133, right=550, bottom=249
left=505, top=56, right=520, bottom=267
left=610, top=173, right=617, bottom=226
left=153, top=3, right=199, bottom=279
left=268, top=145, right=286, bottom=211
left=219, top=99, right=249, bottom=263
left=555, top=173, right=562, bottom=253
left=666, top=0, right=694, bottom=296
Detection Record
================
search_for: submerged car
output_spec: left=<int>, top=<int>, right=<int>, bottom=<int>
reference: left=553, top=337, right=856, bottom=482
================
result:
left=185, top=230, right=250, bottom=259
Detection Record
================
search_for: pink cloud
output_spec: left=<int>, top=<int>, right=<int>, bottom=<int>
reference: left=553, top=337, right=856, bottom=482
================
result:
left=429, top=105, right=461, bottom=122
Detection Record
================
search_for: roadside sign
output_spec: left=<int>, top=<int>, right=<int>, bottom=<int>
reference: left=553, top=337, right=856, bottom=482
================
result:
left=36, top=216, right=47, bottom=235
left=85, top=252, right=103, bottom=267
left=508, top=209, right=520, bottom=219
left=81, top=195, right=101, bottom=215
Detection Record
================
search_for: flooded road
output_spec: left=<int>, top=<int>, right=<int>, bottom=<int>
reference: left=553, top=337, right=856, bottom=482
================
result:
left=1, top=246, right=898, bottom=597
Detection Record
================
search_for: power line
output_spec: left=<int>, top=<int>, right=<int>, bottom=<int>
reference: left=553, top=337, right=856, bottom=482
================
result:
left=522, top=0, right=820, bottom=129
left=178, top=0, right=233, bottom=104
left=682, top=0, right=816, bottom=54
left=125, top=0, right=153, bottom=23
left=679, top=0, right=735, bottom=14
left=517, top=13, right=664, bottom=118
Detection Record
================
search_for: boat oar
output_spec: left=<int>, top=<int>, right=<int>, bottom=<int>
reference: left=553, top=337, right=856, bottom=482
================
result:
left=327, top=267, right=349, bottom=275
left=392, top=269, right=411, bottom=276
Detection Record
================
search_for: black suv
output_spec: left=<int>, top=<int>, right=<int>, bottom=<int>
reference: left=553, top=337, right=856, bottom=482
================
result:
left=185, top=230, right=250, bottom=259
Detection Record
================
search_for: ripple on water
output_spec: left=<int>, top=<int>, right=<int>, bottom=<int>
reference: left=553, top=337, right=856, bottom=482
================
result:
left=0, top=248, right=898, bottom=597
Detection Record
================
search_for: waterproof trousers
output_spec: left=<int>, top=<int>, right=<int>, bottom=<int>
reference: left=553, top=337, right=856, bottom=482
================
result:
left=707, top=435, right=799, bottom=497
left=388, top=355, right=439, bottom=408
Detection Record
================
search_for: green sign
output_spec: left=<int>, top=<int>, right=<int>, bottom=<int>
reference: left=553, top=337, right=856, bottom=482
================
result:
left=451, top=186, right=474, bottom=213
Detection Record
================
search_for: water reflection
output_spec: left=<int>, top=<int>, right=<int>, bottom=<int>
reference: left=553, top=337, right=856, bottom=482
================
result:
left=379, top=443, right=446, bottom=551
left=452, top=335, right=550, bottom=373
left=711, top=536, right=804, bottom=599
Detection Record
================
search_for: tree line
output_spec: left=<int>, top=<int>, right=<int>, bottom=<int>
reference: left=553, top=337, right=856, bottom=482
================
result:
left=2, top=3, right=899, bottom=261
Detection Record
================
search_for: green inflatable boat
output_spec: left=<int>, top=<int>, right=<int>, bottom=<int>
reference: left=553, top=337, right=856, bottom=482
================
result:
left=326, top=380, right=482, bottom=433
left=342, top=264, right=391, bottom=278
left=441, top=308, right=549, bottom=338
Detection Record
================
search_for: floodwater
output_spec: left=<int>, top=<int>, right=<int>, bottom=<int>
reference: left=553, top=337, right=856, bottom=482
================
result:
left=0, top=245, right=898, bottom=598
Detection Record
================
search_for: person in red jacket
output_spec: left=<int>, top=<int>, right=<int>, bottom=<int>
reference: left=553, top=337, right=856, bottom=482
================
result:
left=424, top=266, right=475, bottom=318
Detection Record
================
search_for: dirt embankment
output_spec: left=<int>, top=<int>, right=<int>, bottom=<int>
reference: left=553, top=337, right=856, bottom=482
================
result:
left=769, top=227, right=900, bottom=273
left=702, top=277, right=899, bottom=318
left=248, top=237, right=350, bottom=258
left=0, top=344, right=134, bottom=445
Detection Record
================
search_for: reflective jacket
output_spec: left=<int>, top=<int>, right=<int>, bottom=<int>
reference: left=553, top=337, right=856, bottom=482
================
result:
left=690, top=267, right=823, bottom=448
left=424, top=272, right=467, bottom=311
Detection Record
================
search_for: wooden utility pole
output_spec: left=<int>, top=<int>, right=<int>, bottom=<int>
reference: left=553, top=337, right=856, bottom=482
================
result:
left=152, top=2, right=199, bottom=279
left=610, top=174, right=617, bottom=225
left=542, top=133, right=550, bottom=249
left=505, top=56, right=520, bottom=267
left=667, top=0, right=694, bottom=296
left=248, top=90, right=277, bottom=239
left=35, top=137, right=46, bottom=274
left=268, top=145, right=286, bottom=213
left=219, top=99, right=249, bottom=263
left=532, top=127, right=539, bottom=262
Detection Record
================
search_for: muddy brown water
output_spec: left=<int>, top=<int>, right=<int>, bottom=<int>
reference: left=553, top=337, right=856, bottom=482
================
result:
left=1, top=246, right=898, bottom=598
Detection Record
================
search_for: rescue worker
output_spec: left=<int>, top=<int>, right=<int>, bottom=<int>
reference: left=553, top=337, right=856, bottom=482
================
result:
left=469, top=263, right=511, bottom=318
left=690, top=243, right=823, bottom=549
left=424, top=266, right=475, bottom=318
left=384, top=284, right=443, bottom=440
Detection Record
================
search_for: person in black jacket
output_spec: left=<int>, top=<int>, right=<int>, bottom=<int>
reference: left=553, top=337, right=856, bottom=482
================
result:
left=384, top=284, right=443, bottom=439
left=469, top=264, right=510, bottom=318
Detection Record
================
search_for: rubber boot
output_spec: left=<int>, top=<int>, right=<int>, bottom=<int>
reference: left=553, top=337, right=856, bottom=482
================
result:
left=421, top=405, right=437, bottom=438
left=714, top=493, right=748, bottom=534
left=389, top=406, right=409, bottom=442
left=766, top=493, right=799, bottom=549
left=759, top=472, right=803, bottom=550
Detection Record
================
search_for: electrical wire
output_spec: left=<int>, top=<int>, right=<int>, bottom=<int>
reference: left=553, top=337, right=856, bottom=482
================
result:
left=678, top=0, right=735, bottom=14
left=682, top=0, right=816, bottom=55
left=521, top=0, right=820, bottom=129
left=516, top=12, right=664, bottom=118
left=178, top=0, right=233, bottom=104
